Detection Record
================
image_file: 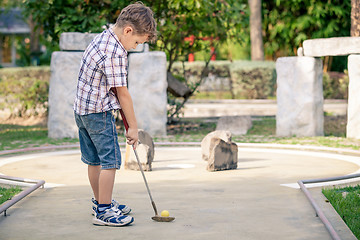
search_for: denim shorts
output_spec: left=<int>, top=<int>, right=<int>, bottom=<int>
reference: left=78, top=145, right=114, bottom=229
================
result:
left=74, top=111, right=121, bottom=170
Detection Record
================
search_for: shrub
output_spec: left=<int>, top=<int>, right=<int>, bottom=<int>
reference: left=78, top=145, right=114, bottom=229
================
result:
left=0, top=66, right=50, bottom=117
left=171, top=60, right=277, bottom=99
left=323, top=71, right=349, bottom=99
left=171, top=61, right=231, bottom=92
left=172, top=61, right=349, bottom=100
left=229, top=60, right=276, bottom=99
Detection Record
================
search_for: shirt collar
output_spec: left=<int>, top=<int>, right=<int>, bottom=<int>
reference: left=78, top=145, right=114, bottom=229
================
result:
left=108, top=27, right=128, bottom=56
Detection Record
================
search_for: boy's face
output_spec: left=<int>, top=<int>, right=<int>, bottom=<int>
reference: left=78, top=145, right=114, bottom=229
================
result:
left=120, top=26, right=149, bottom=51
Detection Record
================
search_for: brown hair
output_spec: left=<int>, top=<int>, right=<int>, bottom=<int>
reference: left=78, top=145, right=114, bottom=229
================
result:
left=116, top=2, right=157, bottom=42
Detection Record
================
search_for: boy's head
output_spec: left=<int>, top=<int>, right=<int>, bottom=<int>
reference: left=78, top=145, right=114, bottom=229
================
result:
left=115, top=2, right=157, bottom=51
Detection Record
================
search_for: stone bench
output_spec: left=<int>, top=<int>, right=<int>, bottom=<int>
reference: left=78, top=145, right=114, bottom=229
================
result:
left=276, top=36, right=360, bottom=138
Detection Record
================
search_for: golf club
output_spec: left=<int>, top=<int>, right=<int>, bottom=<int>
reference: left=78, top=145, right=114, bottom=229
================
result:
left=119, top=109, right=175, bottom=222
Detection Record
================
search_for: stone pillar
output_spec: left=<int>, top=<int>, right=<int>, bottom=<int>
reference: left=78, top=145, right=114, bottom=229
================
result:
left=48, top=52, right=83, bottom=138
left=128, top=51, right=168, bottom=136
left=276, top=57, right=324, bottom=137
left=48, top=33, right=97, bottom=138
left=347, top=54, right=360, bottom=139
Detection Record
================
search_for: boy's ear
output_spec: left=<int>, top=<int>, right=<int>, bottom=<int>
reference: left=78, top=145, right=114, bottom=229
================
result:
left=123, top=26, right=133, bottom=35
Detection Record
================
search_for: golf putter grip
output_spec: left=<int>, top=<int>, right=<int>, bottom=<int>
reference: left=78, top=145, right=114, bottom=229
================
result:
left=119, top=109, right=135, bottom=149
left=119, top=109, right=129, bottom=132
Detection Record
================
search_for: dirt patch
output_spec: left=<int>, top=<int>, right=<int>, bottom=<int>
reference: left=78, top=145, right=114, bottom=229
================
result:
left=0, top=115, right=47, bottom=127
left=324, top=115, right=347, bottom=137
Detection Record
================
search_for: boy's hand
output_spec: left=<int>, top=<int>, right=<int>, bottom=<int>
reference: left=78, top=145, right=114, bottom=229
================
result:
left=126, top=127, right=139, bottom=147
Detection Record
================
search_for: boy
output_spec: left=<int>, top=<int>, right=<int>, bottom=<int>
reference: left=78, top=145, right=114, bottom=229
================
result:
left=73, top=2, right=157, bottom=227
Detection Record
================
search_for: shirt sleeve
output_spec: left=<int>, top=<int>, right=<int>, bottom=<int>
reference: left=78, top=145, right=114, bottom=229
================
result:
left=103, top=55, right=128, bottom=88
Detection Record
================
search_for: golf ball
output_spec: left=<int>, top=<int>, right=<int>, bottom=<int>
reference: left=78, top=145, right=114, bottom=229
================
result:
left=161, top=210, right=170, bottom=217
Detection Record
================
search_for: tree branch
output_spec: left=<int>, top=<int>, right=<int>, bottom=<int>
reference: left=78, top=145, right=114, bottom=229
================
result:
left=167, top=43, right=218, bottom=123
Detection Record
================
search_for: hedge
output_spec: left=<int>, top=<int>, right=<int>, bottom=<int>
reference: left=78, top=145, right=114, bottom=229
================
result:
left=172, top=60, right=276, bottom=99
left=0, top=64, right=348, bottom=118
left=0, top=66, right=50, bottom=117
left=172, top=60, right=348, bottom=100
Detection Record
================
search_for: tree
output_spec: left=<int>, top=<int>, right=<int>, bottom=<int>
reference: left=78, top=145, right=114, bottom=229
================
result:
left=351, top=0, right=360, bottom=36
left=23, top=0, right=247, bottom=121
left=248, top=0, right=264, bottom=60
left=262, top=0, right=351, bottom=59
left=23, top=0, right=246, bottom=68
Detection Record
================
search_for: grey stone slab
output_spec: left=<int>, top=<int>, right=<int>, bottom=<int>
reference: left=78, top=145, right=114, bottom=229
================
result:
left=347, top=54, right=360, bottom=139
left=60, top=32, right=149, bottom=52
left=276, top=57, right=324, bottom=137
left=216, top=115, right=252, bottom=135
left=48, top=51, right=83, bottom=138
left=303, top=37, right=360, bottom=57
left=59, top=32, right=98, bottom=51
left=128, top=51, right=168, bottom=136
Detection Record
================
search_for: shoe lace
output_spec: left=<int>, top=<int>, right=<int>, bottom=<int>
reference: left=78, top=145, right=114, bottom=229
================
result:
left=110, top=205, right=123, bottom=216
left=111, top=199, right=119, bottom=208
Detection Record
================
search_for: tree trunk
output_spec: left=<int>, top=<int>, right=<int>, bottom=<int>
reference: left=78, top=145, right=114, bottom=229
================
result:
left=248, top=0, right=264, bottom=60
left=351, top=0, right=360, bottom=36
left=28, top=15, right=41, bottom=65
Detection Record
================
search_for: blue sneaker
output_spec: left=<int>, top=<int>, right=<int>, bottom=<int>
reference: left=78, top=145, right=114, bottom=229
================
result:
left=92, top=198, right=131, bottom=215
left=92, top=206, right=134, bottom=227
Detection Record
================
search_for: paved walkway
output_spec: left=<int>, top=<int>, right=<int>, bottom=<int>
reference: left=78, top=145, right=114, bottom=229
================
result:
left=183, top=99, right=347, bottom=117
left=0, top=146, right=358, bottom=240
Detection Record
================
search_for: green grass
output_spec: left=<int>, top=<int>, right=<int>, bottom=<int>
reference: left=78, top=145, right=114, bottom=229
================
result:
left=0, top=124, right=78, bottom=151
left=1, top=115, right=359, bottom=151
left=152, top=116, right=360, bottom=151
left=322, top=186, right=360, bottom=239
left=0, top=186, right=22, bottom=205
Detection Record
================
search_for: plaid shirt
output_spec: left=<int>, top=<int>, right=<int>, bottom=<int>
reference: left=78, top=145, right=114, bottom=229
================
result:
left=74, top=28, right=128, bottom=115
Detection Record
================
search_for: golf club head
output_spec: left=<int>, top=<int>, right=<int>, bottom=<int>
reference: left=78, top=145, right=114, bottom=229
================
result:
left=152, top=215, right=175, bottom=222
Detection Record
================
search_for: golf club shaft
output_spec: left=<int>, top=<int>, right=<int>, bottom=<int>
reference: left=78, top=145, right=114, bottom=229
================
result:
left=119, top=109, right=159, bottom=216
left=132, top=147, right=158, bottom=215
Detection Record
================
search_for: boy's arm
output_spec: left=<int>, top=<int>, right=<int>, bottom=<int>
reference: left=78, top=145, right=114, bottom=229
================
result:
left=114, top=86, right=138, bottom=146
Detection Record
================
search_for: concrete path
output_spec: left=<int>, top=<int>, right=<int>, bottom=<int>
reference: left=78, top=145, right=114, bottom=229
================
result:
left=0, top=146, right=358, bottom=240
left=183, top=99, right=347, bottom=117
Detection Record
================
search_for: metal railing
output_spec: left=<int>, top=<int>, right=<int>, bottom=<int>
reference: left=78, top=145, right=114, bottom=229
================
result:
left=298, top=173, right=360, bottom=240
left=0, top=175, right=45, bottom=216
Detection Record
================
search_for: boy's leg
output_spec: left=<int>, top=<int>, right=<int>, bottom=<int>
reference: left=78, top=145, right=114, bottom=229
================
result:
left=88, top=165, right=116, bottom=205
left=98, top=168, right=116, bottom=204
left=88, top=165, right=101, bottom=201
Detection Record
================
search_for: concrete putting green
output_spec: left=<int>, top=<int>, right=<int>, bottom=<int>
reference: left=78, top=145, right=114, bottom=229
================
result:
left=0, top=146, right=358, bottom=240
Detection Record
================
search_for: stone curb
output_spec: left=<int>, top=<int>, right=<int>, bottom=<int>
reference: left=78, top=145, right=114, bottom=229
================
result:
left=1, top=142, right=360, bottom=157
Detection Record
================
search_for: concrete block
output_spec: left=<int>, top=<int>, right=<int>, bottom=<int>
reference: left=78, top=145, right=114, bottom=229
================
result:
left=347, top=54, right=360, bottom=139
left=303, top=37, right=360, bottom=57
left=125, top=129, right=154, bottom=171
left=60, top=32, right=149, bottom=52
left=48, top=51, right=83, bottom=138
left=128, top=51, right=168, bottom=136
left=201, top=130, right=232, bottom=161
left=60, top=32, right=98, bottom=51
left=126, top=144, right=151, bottom=171
left=216, top=116, right=252, bottom=135
left=276, top=57, right=324, bottom=137
left=207, top=138, right=238, bottom=171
